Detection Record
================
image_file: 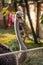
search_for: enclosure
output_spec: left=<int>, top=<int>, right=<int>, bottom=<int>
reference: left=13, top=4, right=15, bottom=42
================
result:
left=0, top=47, right=43, bottom=65
left=0, top=0, right=43, bottom=65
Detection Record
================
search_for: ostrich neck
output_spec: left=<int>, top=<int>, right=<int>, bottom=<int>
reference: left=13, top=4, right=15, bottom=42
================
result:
left=17, top=19, right=27, bottom=50
left=19, top=40, right=27, bottom=50
left=14, top=17, right=27, bottom=64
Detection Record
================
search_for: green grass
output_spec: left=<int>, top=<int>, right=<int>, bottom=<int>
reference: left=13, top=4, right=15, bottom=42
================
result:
left=0, top=28, right=43, bottom=51
left=21, top=50, right=43, bottom=65
left=0, top=28, right=19, bottom=51
left=0, top=29, right=16, bottom=45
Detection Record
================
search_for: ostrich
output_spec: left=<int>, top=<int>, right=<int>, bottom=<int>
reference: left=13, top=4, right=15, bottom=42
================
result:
left=0, top=11, right=27, bottom=65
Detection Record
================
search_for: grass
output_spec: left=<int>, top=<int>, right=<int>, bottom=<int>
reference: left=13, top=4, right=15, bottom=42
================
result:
left=0, top=29, right=16, bottom=45
left=0, top=28, right=19, bottom=51
left=0, top=28, right=43, bottom=51
left=21, top=49, right=43, bottom=65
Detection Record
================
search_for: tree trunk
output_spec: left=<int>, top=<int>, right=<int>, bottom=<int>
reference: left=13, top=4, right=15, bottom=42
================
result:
left=14, top=0, right=17, bottom=12
left=23, top=6, right=25, bottom=22
left=36, top=2, right=40, bottom=37
left=24, top=0, right=38, bottom=44
left=2, top=0, right=7, bottom=29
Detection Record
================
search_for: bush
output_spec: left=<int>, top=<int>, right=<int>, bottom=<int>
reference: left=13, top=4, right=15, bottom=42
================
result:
left=10, top=41, right=19, bottom=51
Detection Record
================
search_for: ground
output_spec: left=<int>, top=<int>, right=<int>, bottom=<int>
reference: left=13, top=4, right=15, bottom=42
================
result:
left=21, top=49, right=43, bottom=65
left=0, top=29, right=16, bottom=45
left=0, top=28, right=43, bottom=51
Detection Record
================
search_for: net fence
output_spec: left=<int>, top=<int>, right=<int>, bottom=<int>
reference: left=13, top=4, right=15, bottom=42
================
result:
left=0, top=47, right=43, bottom=65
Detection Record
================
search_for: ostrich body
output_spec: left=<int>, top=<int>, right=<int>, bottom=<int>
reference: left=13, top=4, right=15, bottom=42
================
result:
left=0, top=44, right=16, bottom=65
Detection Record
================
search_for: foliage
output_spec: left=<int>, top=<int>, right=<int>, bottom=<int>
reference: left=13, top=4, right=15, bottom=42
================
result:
left=5, top=0, right=9, bottom=3
left=10, top=41, right=19, bottom=51
left=12, top=11, right=16, bottom=14
left=2, top=6, right=9, bottom=16
left=40, top=14, right=43, bottom=24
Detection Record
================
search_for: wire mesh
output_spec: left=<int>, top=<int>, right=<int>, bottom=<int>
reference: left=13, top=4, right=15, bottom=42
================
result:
left=0, top=47, right=43, bottom=65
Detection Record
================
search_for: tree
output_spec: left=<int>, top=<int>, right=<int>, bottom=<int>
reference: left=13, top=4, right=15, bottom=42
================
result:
left=36, top=2, right=40, bottom=37
left=24, top=0, right=38, bottom=44
left=13, top=0, right=17, bottom=12
left=2, top=0, right=7, bottom=29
